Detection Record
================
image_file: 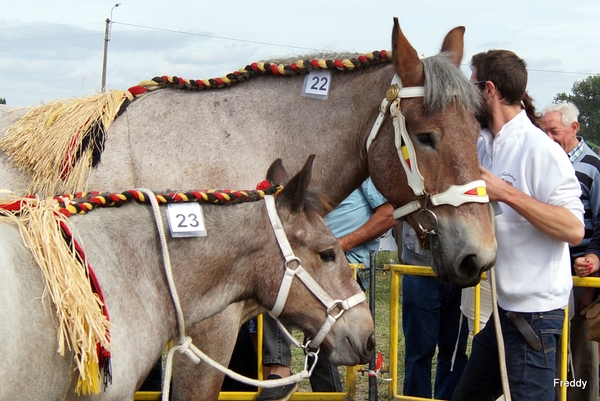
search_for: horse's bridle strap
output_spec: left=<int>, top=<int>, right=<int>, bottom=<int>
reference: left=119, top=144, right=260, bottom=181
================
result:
left=392, top=180, right=489, bottom=220
left=367, top=75, right=489, bottom=223
left=264, top=195, right=366, bottom=347
left=430, top=180, right=488, bottom=207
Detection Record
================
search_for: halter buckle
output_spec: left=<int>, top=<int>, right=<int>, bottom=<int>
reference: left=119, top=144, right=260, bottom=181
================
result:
left=386, top=84, right=400, bottom=101
left=284, top=257, right=301, bottom=271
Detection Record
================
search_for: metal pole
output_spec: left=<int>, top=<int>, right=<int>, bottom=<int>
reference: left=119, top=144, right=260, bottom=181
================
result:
left=368, top=250, right=378, bottom=401
left=101, top=3, right=120, bottom=93
left=100, top=17, right=110, bottom=93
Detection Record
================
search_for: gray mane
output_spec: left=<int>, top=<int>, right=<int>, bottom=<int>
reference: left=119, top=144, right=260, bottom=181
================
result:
left=422, top=53, right=482, bottom=115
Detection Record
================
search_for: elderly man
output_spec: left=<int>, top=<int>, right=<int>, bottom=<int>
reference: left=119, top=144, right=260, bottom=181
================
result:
left=542, top=102, right=600, bottom=401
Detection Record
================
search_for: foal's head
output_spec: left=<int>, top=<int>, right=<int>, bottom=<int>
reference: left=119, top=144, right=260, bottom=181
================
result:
left=260, top=155, right=375, bottom=365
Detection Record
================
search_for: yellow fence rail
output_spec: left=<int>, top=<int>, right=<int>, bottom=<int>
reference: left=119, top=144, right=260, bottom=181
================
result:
left=386, top=264, right=600, bottom=401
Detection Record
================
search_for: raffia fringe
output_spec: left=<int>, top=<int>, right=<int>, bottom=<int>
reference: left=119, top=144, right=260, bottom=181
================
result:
left=0, top=90, right=127, bottom=197
left=0, top=197, right=111, bottom=394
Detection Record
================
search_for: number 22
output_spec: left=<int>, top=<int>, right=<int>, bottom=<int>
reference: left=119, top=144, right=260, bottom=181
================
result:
left=310, top=76, right=328, bottom=91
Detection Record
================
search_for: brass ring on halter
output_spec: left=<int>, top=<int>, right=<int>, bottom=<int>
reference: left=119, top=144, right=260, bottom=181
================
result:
left=417, top=208, right=439, bottom=236
left=327, top=300, right=346, bottom=319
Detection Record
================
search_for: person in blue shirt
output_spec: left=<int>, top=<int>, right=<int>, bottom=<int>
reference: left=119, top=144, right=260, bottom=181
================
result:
left=257, top=178, right=395, bottom=401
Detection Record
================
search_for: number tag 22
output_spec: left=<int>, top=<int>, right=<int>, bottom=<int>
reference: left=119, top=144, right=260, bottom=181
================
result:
left=166, top=203, right=207, bottom=237
left=301, top=70, right=332, bottom=100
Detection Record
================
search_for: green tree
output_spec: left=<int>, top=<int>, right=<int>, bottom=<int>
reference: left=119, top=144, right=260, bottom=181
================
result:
left=0, top=98, right=5, bottom=105
left=554, top=75, right=600, bottom=149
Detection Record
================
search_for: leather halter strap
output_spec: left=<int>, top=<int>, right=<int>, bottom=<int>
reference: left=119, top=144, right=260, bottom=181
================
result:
left=366, top=75, right=489, bottom=221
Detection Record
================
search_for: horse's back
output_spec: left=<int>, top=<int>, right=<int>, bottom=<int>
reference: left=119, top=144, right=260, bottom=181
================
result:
left=0, top=223, right=74, bottom=399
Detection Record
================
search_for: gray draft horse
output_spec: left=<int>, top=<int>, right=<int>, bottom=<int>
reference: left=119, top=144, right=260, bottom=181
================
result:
left=0, top=156, right=375, bottom=400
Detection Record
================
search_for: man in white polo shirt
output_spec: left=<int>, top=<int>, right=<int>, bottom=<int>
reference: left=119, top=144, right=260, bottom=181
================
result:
left=452, top=50, right=584, bottom=401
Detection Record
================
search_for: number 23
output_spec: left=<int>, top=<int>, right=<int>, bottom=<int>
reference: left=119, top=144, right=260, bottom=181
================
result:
left=176, top=213, right=199, bottom=228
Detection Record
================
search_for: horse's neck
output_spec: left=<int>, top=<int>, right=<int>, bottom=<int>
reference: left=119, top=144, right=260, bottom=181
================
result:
left=95, top=64, right=395, bottom=208
left=72, top=201, right=271, bottom=329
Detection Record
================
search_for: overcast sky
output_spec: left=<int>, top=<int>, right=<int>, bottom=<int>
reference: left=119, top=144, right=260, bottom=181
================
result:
left=2, top=0, right=598, bottom=108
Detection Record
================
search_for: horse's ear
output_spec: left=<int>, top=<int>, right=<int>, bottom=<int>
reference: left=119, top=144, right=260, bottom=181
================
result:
left=266, top=158, right=289, bottom=185
left=440, top=26, right=465, bottom=67
left=391, top=17, right=424, bottom=86
left=277, top=155, right=315, bottom=212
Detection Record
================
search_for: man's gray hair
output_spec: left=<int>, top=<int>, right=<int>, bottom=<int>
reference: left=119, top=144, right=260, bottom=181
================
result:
left=542, top=101, right=580, bottom=126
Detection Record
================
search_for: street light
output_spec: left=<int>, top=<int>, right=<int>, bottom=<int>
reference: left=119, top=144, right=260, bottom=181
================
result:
left=100, top=3, right=121, bottom=93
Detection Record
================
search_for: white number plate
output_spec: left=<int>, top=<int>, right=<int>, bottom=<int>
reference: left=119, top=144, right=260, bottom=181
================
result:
left=302, top=70, right=332, bottom=99
left=166, top=203, right=207, bottom=237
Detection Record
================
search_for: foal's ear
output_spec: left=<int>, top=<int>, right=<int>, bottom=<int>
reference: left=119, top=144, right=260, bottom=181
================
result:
left=266, top=158, right=289, bottom=185
left=440, top=26, right=465, bottom=67
left=391, top=17, right=424, bottom=87
left=277, top=155, right=315, bottom=212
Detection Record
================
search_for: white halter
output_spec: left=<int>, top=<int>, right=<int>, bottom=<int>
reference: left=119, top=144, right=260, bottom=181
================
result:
left=365, top=75, right=489, bottom=232
left=264, top=195, right=366, bottom=347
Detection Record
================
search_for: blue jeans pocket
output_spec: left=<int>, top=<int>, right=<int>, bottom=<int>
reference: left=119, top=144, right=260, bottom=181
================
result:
left=540, top=328, right=562, bottom=368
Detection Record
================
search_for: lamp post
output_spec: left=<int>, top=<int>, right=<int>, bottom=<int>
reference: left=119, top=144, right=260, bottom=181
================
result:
left=101, top=3, right=121, bottom=93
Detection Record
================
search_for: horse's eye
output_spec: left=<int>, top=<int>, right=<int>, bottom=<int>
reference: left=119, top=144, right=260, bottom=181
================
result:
left=416, top=133, right=436, bottom=149
left=319, top=249, right=336, bottom=262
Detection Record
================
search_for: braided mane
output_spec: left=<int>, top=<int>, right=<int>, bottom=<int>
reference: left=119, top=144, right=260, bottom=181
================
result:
left=131, top=50, right=392, bottom=94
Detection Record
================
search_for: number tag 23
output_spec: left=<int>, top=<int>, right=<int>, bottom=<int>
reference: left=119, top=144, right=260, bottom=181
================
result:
left=166, top=203, right=207, bottom=237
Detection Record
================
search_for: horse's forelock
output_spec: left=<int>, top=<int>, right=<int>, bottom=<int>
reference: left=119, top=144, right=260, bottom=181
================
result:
left=422, top=54, right=482, bottom=115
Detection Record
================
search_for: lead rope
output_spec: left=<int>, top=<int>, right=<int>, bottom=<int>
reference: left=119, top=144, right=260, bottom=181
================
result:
left=134, top=189, right=320, bottom=401
left=487, top=205, right=511, bottom=401
left=491, top=266, right=511, bottom=401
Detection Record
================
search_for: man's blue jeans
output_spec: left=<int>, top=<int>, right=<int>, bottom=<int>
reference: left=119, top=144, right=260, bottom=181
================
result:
left=262, top=314, right=342, bottom=391
left=402, top=274, right=469, bottom=399
left=452, top=307, right=564, bottom=401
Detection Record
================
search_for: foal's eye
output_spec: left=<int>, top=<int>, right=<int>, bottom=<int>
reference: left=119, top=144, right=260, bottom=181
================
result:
left=318, top=249, right=336, bottom=262
left=415, top=133, right=436, bottom=149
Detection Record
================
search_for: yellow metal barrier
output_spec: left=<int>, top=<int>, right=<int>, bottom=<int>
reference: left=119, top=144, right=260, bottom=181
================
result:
left=385, top=264, right=588, bottom=401
left=134, top=265, right=364, bottom=400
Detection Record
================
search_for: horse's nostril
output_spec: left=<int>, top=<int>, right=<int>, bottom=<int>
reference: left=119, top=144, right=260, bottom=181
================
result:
left=367, top=333, right=376, bottom=352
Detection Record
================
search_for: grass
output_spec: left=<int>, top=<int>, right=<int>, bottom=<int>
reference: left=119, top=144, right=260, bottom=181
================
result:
left=289, top=250, right=401, bottom=400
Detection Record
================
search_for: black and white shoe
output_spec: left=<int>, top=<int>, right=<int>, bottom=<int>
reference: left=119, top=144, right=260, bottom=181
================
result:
left=256, top=374, right=298, bottom=401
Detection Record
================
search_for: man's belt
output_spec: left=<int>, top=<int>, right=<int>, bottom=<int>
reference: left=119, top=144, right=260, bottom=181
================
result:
left=506, top=312, right=542, bottom=352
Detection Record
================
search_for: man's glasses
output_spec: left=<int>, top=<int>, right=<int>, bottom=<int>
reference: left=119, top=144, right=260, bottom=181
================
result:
left=473, top=80, right=487, bottom=90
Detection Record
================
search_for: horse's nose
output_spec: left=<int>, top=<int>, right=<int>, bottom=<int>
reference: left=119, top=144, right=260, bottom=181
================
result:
left=367, top=333, right=376, bottom=352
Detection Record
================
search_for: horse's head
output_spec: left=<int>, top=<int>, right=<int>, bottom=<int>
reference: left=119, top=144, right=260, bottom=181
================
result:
left=260, top=155, right=375, bottom=366
left=368, top=18, right=497, bottom=287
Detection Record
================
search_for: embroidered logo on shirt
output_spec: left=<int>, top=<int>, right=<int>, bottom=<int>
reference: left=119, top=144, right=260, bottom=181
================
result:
left=500, top=172, right=516, bottom=186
